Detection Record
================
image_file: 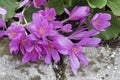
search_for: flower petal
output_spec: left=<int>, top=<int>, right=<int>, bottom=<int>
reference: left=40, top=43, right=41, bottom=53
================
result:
left=70, top=52, right=80, bottom=69
left=22, top=52, right=30, bottom=64
left=77, top=53, right=88, bottom=66
left=45, top=52, right=51, bottom=64
left=51, top=50, right=60, bottom=62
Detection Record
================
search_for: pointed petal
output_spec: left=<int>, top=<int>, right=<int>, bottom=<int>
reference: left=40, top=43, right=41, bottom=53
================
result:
left=0, top=7, right=7, bottom=15
left=22, top=52, right=30, bottom=64
left=9, top=39, right=19, bottom=54
left=45, top=52, right=51, bottom=64
left=58, top=36, right=73, bottom=50
left=77, top=53, right=88, bottom=66
left=70, top=52, right=80, bottom=69
left=51, top=50, right=60, bottom=62
left=71, top=63, right=78, bottom=75
left=31, top=52, right=38, bottom=62
left=27, top=23, right=37, bottom=33
left=61, top=24, right=72, bottom=32
left=64, top=8, right=70, bottom=16
left=78, top=38, right=101, bottom=47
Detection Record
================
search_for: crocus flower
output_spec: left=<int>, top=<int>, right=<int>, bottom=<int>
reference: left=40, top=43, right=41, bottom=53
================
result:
left=9, top=33, right=26, bottom=54
left=91, top=13, right=111, bottom=31
left=69, top=45, right=88, bottom=75
left=33, top=0, right=46, bottom=8
left=61, top=24, right=72, bottom=32
left=22, top=34, right=42, bottom=64
left=64, top=6, right=90, bottom=20
left=7, top=23, right=27, bottom=54
left=27, top=13, right=53, bottom=38
left=38, top=7, right=56, bottom=21
left=44, top=41, right=60, bottom=64
left=6, top=23, right=25, bottom=40
left=69, top=37, right=101, bottom=75
left=58, top=39, right=88, bottom=75
left=44, top=7, right=56, bottom=21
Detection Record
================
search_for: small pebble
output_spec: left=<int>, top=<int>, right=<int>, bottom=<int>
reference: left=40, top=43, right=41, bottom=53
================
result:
left=107, top=66, right=110, bottom=69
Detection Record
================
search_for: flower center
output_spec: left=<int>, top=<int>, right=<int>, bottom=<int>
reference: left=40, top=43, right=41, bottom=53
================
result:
left=39, top=28, right=46, bottom=35
left=72, top=47, right=79, bottom=54
left=10, top=32, right=16, bottom=39
left=93, top=20, right=101, bottom=27
left=48, top=44, right=54, bottom=50
left=21, top=39, right=26, bottom=45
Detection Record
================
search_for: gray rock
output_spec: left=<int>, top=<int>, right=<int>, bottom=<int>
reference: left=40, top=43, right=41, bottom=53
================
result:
left=64, top=47, right=120, bottom=80
left=0, top=38, right=120, bottom=80
left=0, top=38, right=56, bottom=80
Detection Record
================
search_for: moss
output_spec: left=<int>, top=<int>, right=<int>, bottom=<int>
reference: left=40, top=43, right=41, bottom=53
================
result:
left=30, top=76, right=41, bottom=80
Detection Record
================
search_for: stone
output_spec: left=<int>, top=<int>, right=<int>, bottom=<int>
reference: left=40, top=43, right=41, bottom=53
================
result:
left=0, top=38, right=56, bottom=80
left=0, top=38, right=120, bottom=80
left=64, top=47, right=120, bottom=80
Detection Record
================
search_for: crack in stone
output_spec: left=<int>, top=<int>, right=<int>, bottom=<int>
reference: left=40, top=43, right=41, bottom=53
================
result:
left=52, top=54, right=66, bottom=80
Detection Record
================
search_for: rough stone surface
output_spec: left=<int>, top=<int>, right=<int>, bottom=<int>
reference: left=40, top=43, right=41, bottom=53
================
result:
left=0, top=38, right=56, bottom=80
left=0, top=38, right=120, bottom=80
left=64, top=47, right=120, bottom=80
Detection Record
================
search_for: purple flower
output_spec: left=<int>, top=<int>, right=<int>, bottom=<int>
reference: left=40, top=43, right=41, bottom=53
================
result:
left=51, top=21, right=63, bottom=29
left=61, top=40, right=88, bottom=75
left=61, top=24, right=72, bottom=32
left=91, top=13, right=111, bottom=31
left=38, top=7, right=56, bottom=21
left=44, top=8, right=56, bottom=21
left=19, top=0, right=30, bottom=8
left=79, top=18, right=86, bottom=25
left=22, top=34, right=42, bottom=64
left=78, top=38, right=101, bottom=47
left=0, top=7, right=7, bottom=21
left=27, top=13, right=53, bottom=38
left=64, top=6, right=90, bottom=20
left=33, top=0, right=46, bottom=8
left=9, top=33, right=26, bottom=54
left=44, top=41, right=60, bottom=64
left=69, top=27, right=99, bottom=40
left=0, top=7, right=7, bottom=15
left=0, top=30, right=6, bottom=38
left=6, top=23, right=25, bottom=40
left=0, top=19, right=5, bottom=28
left=69, top=45, right=88, bottom=75
left=68, top=37, right=100, bottom=75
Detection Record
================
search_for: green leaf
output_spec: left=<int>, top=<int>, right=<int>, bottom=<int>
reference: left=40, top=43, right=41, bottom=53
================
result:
left=87, top=0, right=107, bottom=8
left=24, top=6, right=41, bottom=22
left=46, top=0, right=73, bottom=15
left=0, top=0, right=18, bottom=20
left=107, top=0, right=120, bottom=16
left=97, top=14, right=120, bottom=40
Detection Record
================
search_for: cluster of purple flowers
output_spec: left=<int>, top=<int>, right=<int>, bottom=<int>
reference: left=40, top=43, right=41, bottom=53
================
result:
left=0, top=0, right=111, bottom=75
